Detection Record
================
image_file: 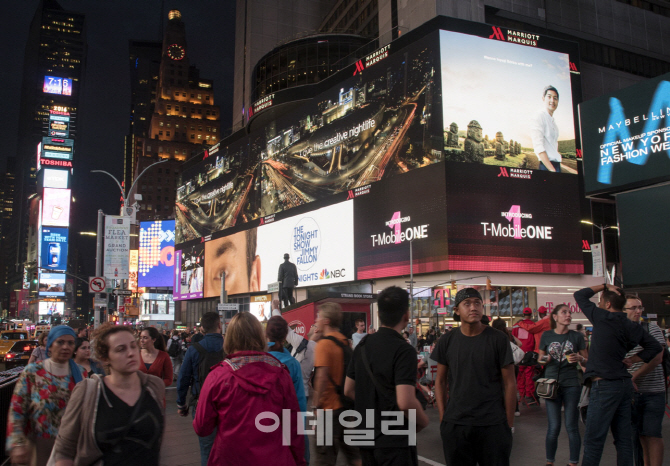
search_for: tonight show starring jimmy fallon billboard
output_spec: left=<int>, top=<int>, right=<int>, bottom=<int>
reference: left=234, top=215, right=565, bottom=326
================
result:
left=173, top=16, right=587, bottom=296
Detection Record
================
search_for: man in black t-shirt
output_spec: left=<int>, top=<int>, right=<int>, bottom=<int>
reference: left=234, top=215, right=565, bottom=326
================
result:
left=431, top=288, right=516, bottom=466
left=345, top=286, right=429, bottom=466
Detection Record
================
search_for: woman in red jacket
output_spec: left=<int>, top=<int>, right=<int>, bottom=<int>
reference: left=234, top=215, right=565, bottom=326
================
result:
left=193, top=312, right=305, bottom=466
left=138, top=327, right=173, bottom=387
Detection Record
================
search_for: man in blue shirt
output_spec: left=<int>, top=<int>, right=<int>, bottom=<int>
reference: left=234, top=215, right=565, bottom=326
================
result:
left=574, top=284, right=662, bottom=466
left=176, top=312, right=224, bottom=466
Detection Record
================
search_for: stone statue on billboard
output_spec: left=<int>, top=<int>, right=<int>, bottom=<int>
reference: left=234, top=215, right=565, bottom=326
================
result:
left=509, top=139, right=516, bottom=156
left=463, top=120, right=485, bottom=163
left=495, top=132, right=506, bottom=161
left=516, top=141, right=521, bottom=154
left=445, top=122, right=460, bottom=147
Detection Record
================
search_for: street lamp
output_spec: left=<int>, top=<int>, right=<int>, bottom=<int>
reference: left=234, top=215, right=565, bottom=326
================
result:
left=91, top=158, right=167, bottom=208
left=581, top=220, right=618, bottom=284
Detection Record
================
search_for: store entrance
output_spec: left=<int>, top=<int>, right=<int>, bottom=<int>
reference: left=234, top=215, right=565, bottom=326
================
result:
left=340, top=312, right=366, bottom=340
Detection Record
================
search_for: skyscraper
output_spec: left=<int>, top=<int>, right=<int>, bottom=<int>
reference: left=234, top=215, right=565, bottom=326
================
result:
left=130, top=10, right=220, bottom=223
left=3, top=0, right=86, bottom=310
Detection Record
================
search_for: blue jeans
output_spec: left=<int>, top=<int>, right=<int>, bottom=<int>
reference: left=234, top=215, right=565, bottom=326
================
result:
left=582, top=378, right=634, bottom=466
left=193, top=403, right=216, bottom=466
left=545, top=385, right=582, bottom=463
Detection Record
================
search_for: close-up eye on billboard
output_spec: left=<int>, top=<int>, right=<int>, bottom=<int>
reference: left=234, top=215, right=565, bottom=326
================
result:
left=445, top=163, right=583, bottom=273
left=176, top=30, right=443, bottom=244
left=440, top=29, right=577, bottom=174
left=580, top=71, right=670, bottom=196
left=41, top=188, right=71, bottom=227
left=173, top=243, right=204, bottom=300
left=138, top=220, right=175, bottom=287
left=40, top=227, right=69, bottom=271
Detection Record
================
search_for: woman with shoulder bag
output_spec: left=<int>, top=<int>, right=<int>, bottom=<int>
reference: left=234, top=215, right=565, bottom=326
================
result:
left=51, top=323, right=165, bottom=466
left=537, top=304, right=588, bottom=466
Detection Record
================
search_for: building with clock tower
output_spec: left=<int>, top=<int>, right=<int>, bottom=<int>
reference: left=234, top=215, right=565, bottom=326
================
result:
left=128, top=10, right=220, bottom=222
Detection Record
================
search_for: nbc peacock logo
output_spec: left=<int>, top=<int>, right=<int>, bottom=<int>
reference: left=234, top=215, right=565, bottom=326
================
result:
left=319, top=269, right=331, bottom=280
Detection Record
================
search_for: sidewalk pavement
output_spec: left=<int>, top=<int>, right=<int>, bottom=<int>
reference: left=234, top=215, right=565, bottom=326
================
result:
left=161, top=387, right=670, bottom=465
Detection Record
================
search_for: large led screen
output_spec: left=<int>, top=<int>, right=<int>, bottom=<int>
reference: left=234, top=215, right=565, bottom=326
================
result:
left=39, top=302, right=64, bottom=316
left=43, top=76, right=73, bottom=95
left=353, top=164, right=449, bottom=279
left=580, top=72, right=670, bottom=196
left=38, top=272, right=66, bottom=297
left=40, top=227, right=69, bottom=271
left=138, top=220, right=175, bottom=287
left=440, top=30, right=577, bottom=174
left=49, top=112, right=70, bottom=138
left=41, top=137, right=74, bottom=160
left=42, top=169, right=69, bottom=189
left=176, top=30, right=443, bottom=243
left=42, top=188, right=71, bottom=227
left=445, top=163, right=583, bottom=273
left=173, top=243, right=204, bottom=300
left=202, top=200, right=355, bottom=297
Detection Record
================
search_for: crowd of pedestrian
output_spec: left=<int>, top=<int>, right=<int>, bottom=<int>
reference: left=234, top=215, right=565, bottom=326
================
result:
left=2, top=282, right=667, bottom=466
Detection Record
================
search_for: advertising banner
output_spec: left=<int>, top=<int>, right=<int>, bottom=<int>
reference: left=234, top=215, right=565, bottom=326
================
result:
left=41, top=137, right=74, bottom=161
left=129, top=250, right=139, bottom=291
left=40, top=227, right=69, bottom=271
left=440, top=29, right=578, bottom=174
left=42, top=169, right=69, bottom=189
left=445, top=163, right=583, bottom=273
left=354, top=165, right=449, bottom=280
left=138, top=220, right=175, bottom=287
left=591, top=243, right=604, bottom=278
left=104, top=216, right=130, bottom=279
left=173, top=243, right=204, bottom=300
left=250, top=294, right=272, bottom=322
left=38, top=272, right=66, bottom=297
left=43, top=76, right=73, bottom=95
left=203, top=201, right=354, bottom=297
left=38, top=302, right=64, bottom=315
left=48, top=112, right=70, bottom=138
left=580, top=72, right=670, bottom=195
left=41, top=188, right=71, bottom=227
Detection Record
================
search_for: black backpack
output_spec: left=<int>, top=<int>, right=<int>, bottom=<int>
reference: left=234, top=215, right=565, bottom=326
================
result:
left=322, top=336, right=354, bottom=409
left=193, top=342, right=225, bottom=398
left=167, top=339, right=182, bottom=358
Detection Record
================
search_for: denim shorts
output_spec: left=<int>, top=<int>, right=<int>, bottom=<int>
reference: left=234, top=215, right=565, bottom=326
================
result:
left=632, top=391, right=665, bottom=438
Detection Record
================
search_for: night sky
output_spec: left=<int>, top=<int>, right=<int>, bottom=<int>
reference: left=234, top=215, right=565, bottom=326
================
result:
left=1, top=0, right=236, bottom=277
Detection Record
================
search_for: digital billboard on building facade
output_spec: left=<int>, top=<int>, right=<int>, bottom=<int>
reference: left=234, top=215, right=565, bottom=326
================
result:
left=41, top=188, right=71, bottom=227
left=138, top=220, right=175, bottom=287
left=174, top=17, right=584, bottom=299
left=43, top=76, right=73, bottom=96
left=173, top=243, right=204, bottom=300
left=40, top=227, right=69, bottom=271
left=580, top=72, right=670, bottom=196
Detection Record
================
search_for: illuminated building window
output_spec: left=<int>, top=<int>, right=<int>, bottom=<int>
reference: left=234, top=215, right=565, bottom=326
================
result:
left=159, top=121, right=164, bottom=127
left=212, top=128, right=217, bottom=133
left=198, top=94, right=202, bottom=99
left=175, top=124, right=179, bottom=129
left=198, top=126, right=203, bottom=131
left=167, top=122, right=171, bottom=127
left=198, top=134, right=202, bottom=140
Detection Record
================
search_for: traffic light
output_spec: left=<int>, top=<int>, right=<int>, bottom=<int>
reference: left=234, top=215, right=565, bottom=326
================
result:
left=33, top=272, right=38, bottom=285
left=486, top=277, right=493, bottom=290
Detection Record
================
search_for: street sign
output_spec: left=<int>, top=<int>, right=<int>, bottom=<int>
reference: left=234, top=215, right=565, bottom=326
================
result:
left=217, top=303, right=239, bottom=311
left=118, top=306, right=125, bottom=314
left=112, top=289, right=133, bottom=296
left=94, top=298, right=107, bottom=306
left=647, top=313, right=658, bottom=318
left=268, top=282, right=280, bottom=293
left=89, top=277, right=106, bottom=294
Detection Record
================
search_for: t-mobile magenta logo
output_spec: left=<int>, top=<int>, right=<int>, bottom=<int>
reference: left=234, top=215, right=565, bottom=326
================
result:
left=370, top=211, right=428, bottom=247
left=481, top=205, right=553, bottom=240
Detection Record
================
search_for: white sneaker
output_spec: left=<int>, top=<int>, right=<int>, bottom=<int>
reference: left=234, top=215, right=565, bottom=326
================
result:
left=514, top=410, right=520, bottom=417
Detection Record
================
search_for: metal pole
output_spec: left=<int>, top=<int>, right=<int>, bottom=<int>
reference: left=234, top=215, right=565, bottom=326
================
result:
left=600, top=226, right=609, bottom=285
left=410, top=239, right=414, bottom=325
left=219, top=272, right=226, bottom=333
left=95, top=210, right=104, bottom=328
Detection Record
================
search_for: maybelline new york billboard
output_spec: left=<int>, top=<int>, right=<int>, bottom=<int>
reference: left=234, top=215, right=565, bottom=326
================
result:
left=580, top=72, right=670, bottom=196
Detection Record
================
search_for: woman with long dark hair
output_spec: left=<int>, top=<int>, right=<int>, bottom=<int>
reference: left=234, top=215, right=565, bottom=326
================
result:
left=73, top=337, right=105, bottom=377
left=537, top=304, right=588, bottom=466
left=138, top=327, right=173, bottom=387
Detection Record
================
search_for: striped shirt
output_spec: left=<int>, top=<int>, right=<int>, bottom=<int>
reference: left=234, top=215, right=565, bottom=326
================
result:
left=626, top=322, right=666, bottom=393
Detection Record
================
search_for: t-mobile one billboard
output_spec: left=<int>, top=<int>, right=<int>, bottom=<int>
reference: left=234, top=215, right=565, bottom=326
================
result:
left=445, top=163, right=583, bottom=273
left=580, top=72, right=670, bottom=196
left=353, top=165, right=449, bottom=279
